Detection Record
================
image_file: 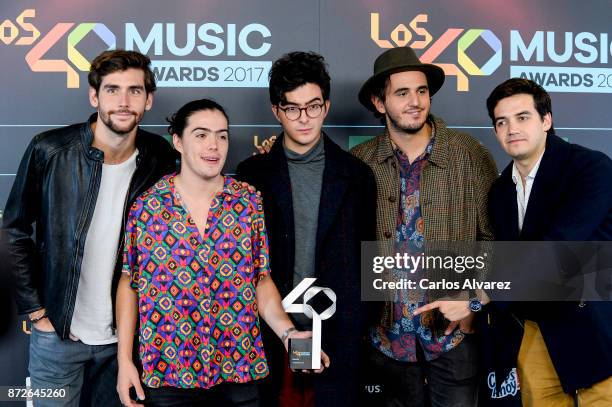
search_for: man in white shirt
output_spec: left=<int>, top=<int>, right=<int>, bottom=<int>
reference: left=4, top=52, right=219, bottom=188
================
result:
left=486, top=78, right=612, bottom=406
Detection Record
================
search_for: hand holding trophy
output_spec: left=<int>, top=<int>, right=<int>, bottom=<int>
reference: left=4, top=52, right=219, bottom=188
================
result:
left=282, top=278, right=336, bottom=371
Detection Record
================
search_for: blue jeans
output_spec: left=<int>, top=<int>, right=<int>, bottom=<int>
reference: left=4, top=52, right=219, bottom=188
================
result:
left=28, top=326, right=121, bottom=407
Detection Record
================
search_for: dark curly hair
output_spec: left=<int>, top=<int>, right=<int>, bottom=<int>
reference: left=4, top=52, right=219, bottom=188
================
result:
left=268, top=51, right=330, bottom=105
left=167, top=99, right=229, bottom=138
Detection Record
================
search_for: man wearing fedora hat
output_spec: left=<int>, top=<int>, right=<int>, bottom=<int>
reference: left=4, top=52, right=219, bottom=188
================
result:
left=351, top=46, right=497, bottom=406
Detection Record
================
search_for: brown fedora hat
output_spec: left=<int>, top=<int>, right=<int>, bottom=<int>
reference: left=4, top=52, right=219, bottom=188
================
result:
left=359, top=47, right=445, bottom=112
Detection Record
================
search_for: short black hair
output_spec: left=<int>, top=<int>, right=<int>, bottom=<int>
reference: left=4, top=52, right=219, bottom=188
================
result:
left=167, top=99, right=229, bottom=138
left=268, top=51, right=330, bottom=105
left=88, top=49, right=156, bottom=93
left=486, top=78, right=553, bottom=130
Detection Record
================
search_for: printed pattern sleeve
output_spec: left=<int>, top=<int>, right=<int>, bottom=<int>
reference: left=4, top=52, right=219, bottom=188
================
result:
left=251, top=194, right=271, bottom=284
left=122, top=200, right=143, bottom=290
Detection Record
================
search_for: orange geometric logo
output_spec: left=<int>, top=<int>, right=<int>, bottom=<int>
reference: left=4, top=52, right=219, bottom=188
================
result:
left=370, top=13, right=502, bottom=91
left=2, top=9, right=115, bottom=88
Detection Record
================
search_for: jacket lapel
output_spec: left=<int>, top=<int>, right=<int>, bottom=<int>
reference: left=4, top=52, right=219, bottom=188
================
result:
left=497, top=163, right=520, bottom=240
left=267, top=134, right=350, bottom=278
left=266, top=135, right=296, bottom=282
left=315, top=136, right=350, bottom=263
left=520, top=135, right=569, bottom=240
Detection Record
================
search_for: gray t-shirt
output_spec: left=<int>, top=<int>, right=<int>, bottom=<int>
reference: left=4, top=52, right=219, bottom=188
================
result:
left=284, top=137, right=325, bottom=329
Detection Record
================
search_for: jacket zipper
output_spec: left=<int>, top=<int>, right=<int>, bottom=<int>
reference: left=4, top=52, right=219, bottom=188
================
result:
left=114, top=152, right=145, bottom=264
left=110, top=154, right=144, bottom=331
left=62, top=160, right=102, bottom=338
left=115, top=170, right=139, bottom=261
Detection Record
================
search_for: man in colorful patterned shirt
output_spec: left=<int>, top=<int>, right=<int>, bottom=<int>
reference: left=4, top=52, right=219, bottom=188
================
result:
left=351, top=47, right=497, bottom=406
left=116, top=99, right=328, bottom=407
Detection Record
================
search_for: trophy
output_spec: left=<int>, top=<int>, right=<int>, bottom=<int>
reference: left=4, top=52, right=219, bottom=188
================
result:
left=281, top=278, right=336, bottom=369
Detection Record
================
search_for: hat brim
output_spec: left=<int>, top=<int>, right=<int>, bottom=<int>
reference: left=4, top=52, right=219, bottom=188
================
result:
left=358, top=64, right=445, bottom=112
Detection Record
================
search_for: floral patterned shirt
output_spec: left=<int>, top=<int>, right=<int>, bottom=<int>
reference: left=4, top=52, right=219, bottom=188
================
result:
left=123, top=174, right=270, bottom=388
left=371, top=135, right=465, bottom=362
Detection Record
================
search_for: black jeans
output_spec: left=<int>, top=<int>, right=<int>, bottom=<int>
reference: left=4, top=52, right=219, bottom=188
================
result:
left=365, top=334, right=479, bottom=407
left=143, top=382, right=260, bottom=407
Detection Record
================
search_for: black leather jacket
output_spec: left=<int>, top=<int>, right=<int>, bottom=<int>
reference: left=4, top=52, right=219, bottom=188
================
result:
left=2, top=114, right=178, bottom=339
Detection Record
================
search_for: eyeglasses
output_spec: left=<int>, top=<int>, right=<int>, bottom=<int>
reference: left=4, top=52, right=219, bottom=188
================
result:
left=277, top=103, right=325, bottom=121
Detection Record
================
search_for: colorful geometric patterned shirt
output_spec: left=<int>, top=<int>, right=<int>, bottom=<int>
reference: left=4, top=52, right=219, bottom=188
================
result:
left=122, top=173, right=270, bottom=389
left=371, top=133, right=465, bottom=362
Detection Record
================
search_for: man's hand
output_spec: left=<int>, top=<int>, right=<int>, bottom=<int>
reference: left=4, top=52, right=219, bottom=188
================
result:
left=29, top=309, right=55, bottom=332
left=413, top=301, right=475, bottom=335
left=33, top=318, right=55, bottom=332
left=285, top=330, right=330, bottom=374
left=117, top=359, right=145, bottom=407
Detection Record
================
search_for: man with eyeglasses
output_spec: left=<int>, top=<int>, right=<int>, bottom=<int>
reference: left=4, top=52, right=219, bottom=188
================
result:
left=236, top=51, right=377, bottom=407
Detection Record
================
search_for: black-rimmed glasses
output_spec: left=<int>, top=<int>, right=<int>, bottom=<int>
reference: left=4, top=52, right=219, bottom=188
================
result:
left=277, top=103, right=325, bottom=120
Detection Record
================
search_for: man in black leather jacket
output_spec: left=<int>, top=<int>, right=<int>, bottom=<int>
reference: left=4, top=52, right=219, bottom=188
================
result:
left=1, top=50, right=177, bottom=407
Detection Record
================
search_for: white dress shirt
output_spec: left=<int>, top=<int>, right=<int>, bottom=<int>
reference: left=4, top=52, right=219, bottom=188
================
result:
left=511, top=152, right=544, bottom=232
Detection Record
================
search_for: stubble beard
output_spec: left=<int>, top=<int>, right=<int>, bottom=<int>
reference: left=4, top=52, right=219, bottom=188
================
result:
left=100, top=109, right=141, bottom=136
left=386, top=108, right=429, bottom=135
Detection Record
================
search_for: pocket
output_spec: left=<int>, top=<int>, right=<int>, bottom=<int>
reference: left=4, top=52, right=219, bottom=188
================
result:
left=449, top=337, right=479, bottom=381
left=31, top=323, right=57, bottom=335
left=224, top=382, right=260, bottom=404
left=29, top=324, right=61, bottom=356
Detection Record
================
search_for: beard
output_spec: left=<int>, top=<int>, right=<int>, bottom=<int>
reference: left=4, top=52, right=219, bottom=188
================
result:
left=386, top=108, right=429, bottom=135
left=98, top=109, right=142, bottom=135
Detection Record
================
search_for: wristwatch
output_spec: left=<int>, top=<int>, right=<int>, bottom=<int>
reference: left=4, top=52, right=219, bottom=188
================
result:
left=468, top=298, right=482, bottom=313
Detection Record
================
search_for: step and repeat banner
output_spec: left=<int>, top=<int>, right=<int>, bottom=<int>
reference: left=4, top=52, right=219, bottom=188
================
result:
left=2, top=0, right=612, bottom=391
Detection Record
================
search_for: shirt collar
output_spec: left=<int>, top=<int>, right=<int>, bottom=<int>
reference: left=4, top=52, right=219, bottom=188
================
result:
left=511, top=150, right=545, bottom=186
left=392, top=131, right=435, bottom=163
left=222, top=175, right=245, bottom=198
left=378, top=116, right=437, bottom=163
left=168, top=173, right=243, bottom=202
